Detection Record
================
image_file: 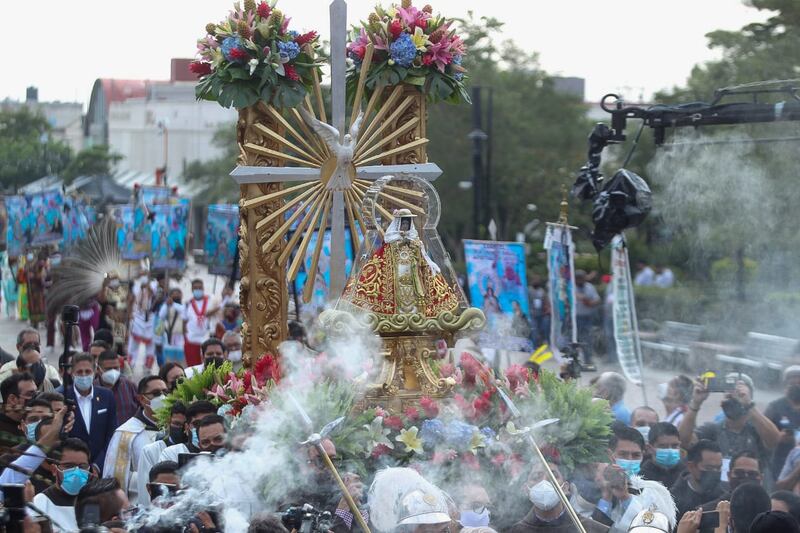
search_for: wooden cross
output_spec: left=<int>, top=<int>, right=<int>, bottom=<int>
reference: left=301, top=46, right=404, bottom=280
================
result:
left=232, top=0, right=440, bottom=302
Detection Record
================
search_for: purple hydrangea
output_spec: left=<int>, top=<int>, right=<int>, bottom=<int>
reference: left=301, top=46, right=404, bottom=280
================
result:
left=420, top=419, right=445, bottom=446
left=480, top=427, right=496, bottom=446
left=221, top=36, right=246, bottom=63
left=444, top=420, right=476, bottom=449
left=390, top=33, right=417, bottom=68
left=278, top=40, right=301, bottom=60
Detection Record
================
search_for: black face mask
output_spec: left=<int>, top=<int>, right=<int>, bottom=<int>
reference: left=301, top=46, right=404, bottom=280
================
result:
left=173, top=298, right=182, bottom=305
left=28, top=362, right=47, bottom=387
left=722, top=397, right=747, bottom=420
left=787, top=384, right=800, bottom=404
left=698, top=470, right=721, bottom=494
left=204, top=357, right=225, bottom=368
left=169, top=425, right=187, bottom=445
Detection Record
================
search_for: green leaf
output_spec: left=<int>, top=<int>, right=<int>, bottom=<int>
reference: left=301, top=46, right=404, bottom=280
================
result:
left=405, top=76, right=426, bottom=86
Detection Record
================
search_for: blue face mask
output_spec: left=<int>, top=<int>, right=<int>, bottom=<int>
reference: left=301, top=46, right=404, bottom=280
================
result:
left=61, top=467, right=90, bottom=495
left=191, top=428, right=200, bottom=448
left=615, top=458, right=642, bottom=477
left=74, top=374, right=94, bottom=392
left=26, top=421, right=41, bottom=443
left=460, top=509, right=491, bottom=527
left=193, top=289, right=204, bottom=300
left=655, top=448, right=681, bottom=468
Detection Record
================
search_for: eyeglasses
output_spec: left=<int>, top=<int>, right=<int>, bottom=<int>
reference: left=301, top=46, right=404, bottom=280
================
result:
left=700, top=465, right=722, bottom=472
left=119, top=506, right=140, bottom=521
left=730, top=469, right=761, bottom=479
left=144, top=390, right=168, bottom=399
left=469, top=502, right=491, bottom=514
left=57, top=463, right=91, bottom=472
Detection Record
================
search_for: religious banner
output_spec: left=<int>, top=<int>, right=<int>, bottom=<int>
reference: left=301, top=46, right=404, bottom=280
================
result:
left=150, top=201, right=190, bottom=270
left=0, top=198, right=7, bottom=253
left=63, top=197, right=91, bottom=248
left=463, top=239, right=533, bottom=351
left=111, top=205, right=143, bottom=260
left=544, top=225, right=577, bottom=361
left=205, top=204, right=239, bottom=276
left=611, top=235, right=644, bottom=385
left=294, top=229, right=355, bottom=317
left=5, top=196, right=27, bottom=257
left=141, top=185, right=172, bottom=207
left=28, top=189, right=65, bottom=247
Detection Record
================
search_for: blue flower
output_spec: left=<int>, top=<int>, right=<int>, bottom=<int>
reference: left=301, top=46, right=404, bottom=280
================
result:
left=390, top=33, right=417, bottom=68
left=444, top=420, right=476, bottom=449
left=278, top=40, right=301, bottom=60
left=420, top=419, right=445, bottom=446
left=288, top=31, right=299, bottom=39
left=480, top=427, right=496, bottom=446
left=221, top=36, right=246, bottom=63
left=452, top=55, right=464, bottom=81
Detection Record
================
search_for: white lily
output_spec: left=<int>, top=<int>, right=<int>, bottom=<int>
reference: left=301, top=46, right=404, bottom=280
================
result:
left=248, top=58, right=259, bottom=75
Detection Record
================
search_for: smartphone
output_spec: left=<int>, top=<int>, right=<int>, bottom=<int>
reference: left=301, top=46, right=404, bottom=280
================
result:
left=699, top=511, right=720, bottom=529
left=704, top=375, right=736, bottom=393
left=79, top=502, right=101, bottom=527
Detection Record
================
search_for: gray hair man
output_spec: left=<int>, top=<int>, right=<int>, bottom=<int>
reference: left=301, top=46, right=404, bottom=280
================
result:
left=594, top=372, right=631, bottom=425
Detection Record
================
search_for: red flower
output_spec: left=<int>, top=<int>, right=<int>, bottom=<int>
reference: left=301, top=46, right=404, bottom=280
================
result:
left=374, top=406, right=388, bottom=418
left=460, top=353, right=482, bottom=386
left=371, top=444, right=392, bottom=458
left=284, top=64, right=301, bottom=81
left=404, top=406, right=420, bottom=421
left=540, top=445, right=561, bottom=464
left=295, top=31, right=318, bottom=46
left=420, top=396, right=439, bottom=418
left=472, top=391, right=493, bottom=418
left=389, top=20, right=403, bottom=39
left=491, top=453, right=507, bottom=467
left=505, top=364, right=531, bottom=391
left=230, top=48, right=250, bottom=61
left=254, top=353, right=281, bottom=384
left=384, top=416, right=404, bottom=430
left=189, top=61, right=212, bottom=77
left=257, top=1, right=271, bottom=18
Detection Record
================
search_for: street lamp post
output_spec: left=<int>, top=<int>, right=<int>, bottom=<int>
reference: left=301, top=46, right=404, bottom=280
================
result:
left=469, top=86, right=488, bottom=238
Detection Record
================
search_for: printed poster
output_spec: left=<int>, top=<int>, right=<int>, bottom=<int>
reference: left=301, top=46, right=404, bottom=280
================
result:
left=5, top=196, right=28, bottom=257
left=63, top=197, right=91, bottom=248
left=463, top=239, right=533, bottom=352
left=611, top=235, right=644, bottom=385
left=294, top=229, right=355, bottom=317
left=141, top=186, right=172, bottom=207
left=28, top=189, right=65, bottom=246
left=150, top=201, right=190, bottom=270
left=544, top=225, right=577, bottom=361
left=0, top=198, right=6, bottom=253
left=111, top=205, right=144, bottom=260
left=205, top=204, right=239, bottom=275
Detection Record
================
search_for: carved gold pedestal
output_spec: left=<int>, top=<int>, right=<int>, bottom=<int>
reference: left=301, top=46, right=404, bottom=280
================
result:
left=380, top=84, right=428, bottom=165
left=237, top=106, right=288, bottom=366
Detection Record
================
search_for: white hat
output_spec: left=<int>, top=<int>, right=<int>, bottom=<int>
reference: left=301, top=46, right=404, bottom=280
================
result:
left=396, top=489, right=451, bottom=526
left=627, top=508, right=670, bottom=533
left=783, top=365, right=800, bottom=383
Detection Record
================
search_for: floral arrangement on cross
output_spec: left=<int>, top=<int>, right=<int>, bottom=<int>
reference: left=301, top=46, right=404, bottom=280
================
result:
left=192, top=0, right=322, bottom=109
left=346, top=0, right=470, bottom=104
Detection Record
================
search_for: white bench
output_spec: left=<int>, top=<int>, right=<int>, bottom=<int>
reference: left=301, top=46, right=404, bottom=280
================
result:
left=715, top=331, right=799, bottom=383
left=641, top=321, right=704, bottom=369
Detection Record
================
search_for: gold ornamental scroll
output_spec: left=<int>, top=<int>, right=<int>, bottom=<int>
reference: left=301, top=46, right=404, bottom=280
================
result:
left=379, top=84, right=428, bottom=165
left=237, top=106, right=288, bottom=367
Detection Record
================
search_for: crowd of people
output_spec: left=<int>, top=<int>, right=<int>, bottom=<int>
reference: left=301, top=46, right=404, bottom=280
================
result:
left=0, top=270, right=798, bottom=532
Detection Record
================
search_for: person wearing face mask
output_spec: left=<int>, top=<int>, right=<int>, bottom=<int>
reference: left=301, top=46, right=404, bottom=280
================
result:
left=0, top=372, right=38, bottom=448
left=457, top=484, right=493, bottom=528
left=31, top=438, right=95, bottom=533
left=0, top=399, right=57, bottom=493
left=660, top=375, right=694, bottom=428
left=101, top=376, right=167, bottom=504
left=137, top=402, right=187, bottom=508
left=95, top=350, right=138, bottom=427
left=630, top=407, right=659, bottom=449
left=11, top=345, right=60, bottom=392
left=158, top=362, right=186, bottom=393
left=63, top=353, right=118, bottom=466
left=679, top=375, right=779, bottom=485
left=766, top=366, right=800, bottom=483
left=670, top=439, right=724, bottom=521
left=159, top=400, right=217, bottom=463
left=185, top=338, right=228, bottom=379
left=510, top=460, right=608, bottom=533
left=639, top=422, right=686, bottom=489
left=215, top=302, right=242, bottom=340
left=158, top=288, right=186, bottom=366
left=128, top=271, right=158, bottom=371
left=608, top=424, right=645, bottom=479
left=182, top=279, right=221, bottom=367
left=222, top=330, right=243, bottom=372
left=697, top=451, right=764, bottom=532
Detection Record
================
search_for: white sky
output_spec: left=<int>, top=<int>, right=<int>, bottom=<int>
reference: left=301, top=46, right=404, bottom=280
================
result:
left=1, top=0, right=768, bottom=108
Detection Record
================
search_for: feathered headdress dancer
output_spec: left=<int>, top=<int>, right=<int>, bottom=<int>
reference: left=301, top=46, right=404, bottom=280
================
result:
left=47, top=218, right=127, bottom=315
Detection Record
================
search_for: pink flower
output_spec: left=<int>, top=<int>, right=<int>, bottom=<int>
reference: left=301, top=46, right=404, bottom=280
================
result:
left=404, top=407, right=420, bottom=421
left=461, top=453, right=480, bottom=471
left=448, top=34, right=466, bottom=56
left=460, top=353, right=482, bottom=386
left=374, top=406, right=388, bottom=418
left=420, top=396, right=439, bottom=418
left=472, top=391, right=493, bottom=419
left=384, top=416, right=404, bottom=430
left=371, top=444, right=392, bottom=458
left=432, top=449, right=457, bottom=464
left=398, top=6, right=429, bottom=31
left=491, top=453, right=507, bottom=467
left=281, top=16, right=291, bottom=34
left=425, top=39, right=453, bottom=72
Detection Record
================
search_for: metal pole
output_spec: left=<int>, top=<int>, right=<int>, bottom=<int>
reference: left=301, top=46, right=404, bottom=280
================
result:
left=470, top=87, right=485, bottom=239
left=485, top=87, right=493, bottom=237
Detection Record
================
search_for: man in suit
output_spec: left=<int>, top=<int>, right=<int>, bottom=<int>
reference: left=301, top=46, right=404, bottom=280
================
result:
left=64, top=353, right=117, bottom=467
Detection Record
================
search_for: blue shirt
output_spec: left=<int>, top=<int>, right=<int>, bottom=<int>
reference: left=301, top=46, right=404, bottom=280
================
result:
left=612, top=401, right=631, bottom=425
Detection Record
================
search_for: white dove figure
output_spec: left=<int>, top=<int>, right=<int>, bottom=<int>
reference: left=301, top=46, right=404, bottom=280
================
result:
left=299, top=106, right=364, bottom=191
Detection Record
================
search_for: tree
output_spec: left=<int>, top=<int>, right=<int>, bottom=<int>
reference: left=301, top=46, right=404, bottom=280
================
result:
left=0, top=107, right=72, bottom=190
left=182, top=124, right=239, bottom=202
left=61, top=145, right=123, bottom=184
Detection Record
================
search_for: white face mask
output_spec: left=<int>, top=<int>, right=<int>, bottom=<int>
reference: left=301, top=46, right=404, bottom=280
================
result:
left=635, top=425, right=651, bottom=443
left=149, top=395, right=166, bottom=412
left=101, top=369, right=121, bottom=386
left=529, top=480, right=561, bottom=511
left=227, top=350, right=242, bottom=363
left=658, top=382, right=669, bottom=401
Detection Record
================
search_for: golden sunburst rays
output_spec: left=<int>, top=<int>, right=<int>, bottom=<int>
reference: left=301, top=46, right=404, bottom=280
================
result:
left=241, top=43, right=431, bottom=303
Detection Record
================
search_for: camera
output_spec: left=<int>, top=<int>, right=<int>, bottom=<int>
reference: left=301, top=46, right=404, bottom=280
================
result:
left=0, top=483, right=28, bottom=532
left=61, top=305, right=79, bottom=326
left=559, top=343, right=582, bottom=381
left=281, top=504, right=334, bottom=533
